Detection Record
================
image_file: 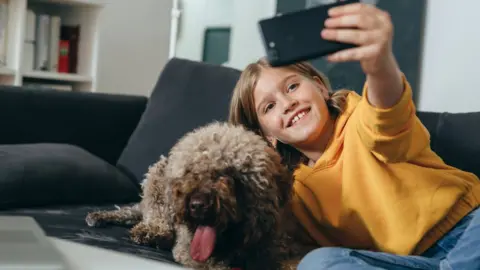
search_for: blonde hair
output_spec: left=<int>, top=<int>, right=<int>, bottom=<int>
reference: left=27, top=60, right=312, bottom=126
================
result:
left=228, top=57, right=350, bottom=170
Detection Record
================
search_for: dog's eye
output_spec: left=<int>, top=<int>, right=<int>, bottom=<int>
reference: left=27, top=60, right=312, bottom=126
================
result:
left=172, top=181, right=184, bottom=198
left=173, top=189, right=182, bottom=198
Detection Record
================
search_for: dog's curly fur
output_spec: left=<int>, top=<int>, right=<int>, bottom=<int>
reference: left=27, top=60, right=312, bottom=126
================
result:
left=85, top=122, right=314, bottom=270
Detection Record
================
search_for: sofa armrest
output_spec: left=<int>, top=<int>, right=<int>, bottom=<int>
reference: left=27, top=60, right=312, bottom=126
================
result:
left=0, top=86, right=148, bottom=165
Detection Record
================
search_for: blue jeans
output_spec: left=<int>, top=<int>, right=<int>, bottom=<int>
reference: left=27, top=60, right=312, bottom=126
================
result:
left=298, top=207, right=480, bottom=270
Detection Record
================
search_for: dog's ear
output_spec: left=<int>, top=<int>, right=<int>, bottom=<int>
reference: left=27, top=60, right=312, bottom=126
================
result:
left=264, top=146, right=294, bottom=208
left=237, top=154, right=285, bottom=246
left=276, top=167, right=294, bottom=208
left=241, top=182, right=280, bottom=246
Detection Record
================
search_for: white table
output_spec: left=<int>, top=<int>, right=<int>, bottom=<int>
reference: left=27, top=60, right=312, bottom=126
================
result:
left=50, top=237, right=189, bottom=270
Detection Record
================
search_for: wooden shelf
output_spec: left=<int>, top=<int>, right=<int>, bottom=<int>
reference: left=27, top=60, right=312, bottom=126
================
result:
left=0, top=0, right=101, bottom=92
left=0, top=66, right=16, bottom=85
left=0, top=66, right=15, bottom=75
left=22, top=70, right=92, bottom=82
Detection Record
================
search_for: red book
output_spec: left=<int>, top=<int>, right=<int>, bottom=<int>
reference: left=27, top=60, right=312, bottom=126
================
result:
left=60, top=25, right=80, bottom=73
left=58, top=40, right=69, bottom=73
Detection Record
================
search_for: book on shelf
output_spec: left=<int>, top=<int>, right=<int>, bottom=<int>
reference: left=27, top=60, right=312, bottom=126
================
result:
left=0, top=0, right=8, bottom=67
left=34, top=14, right=50, bottom=70
left=23, top=9, right=80, bottom=75
left=60, top=25, right=79, bottom=74
left=49, top=16, right=60, bottom=71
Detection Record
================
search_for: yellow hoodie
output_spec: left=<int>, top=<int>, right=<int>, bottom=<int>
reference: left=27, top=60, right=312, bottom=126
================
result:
left=292, top=75, right=480, bottom=256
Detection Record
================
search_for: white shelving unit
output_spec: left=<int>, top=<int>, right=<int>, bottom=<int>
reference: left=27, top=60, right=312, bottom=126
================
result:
left=0, top=0, right=102, bottom=92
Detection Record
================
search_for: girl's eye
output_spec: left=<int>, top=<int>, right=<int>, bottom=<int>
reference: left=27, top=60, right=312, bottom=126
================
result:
left=264, top=103, right=274, bottom=113
left=287, top=83, right=298, bottom=92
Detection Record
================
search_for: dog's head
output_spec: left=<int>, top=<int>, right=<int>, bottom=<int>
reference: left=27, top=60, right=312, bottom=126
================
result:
left=165, top=122, right=293, bottom=263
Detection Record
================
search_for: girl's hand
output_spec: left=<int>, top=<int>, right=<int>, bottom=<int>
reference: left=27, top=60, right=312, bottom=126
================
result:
left=321, top=2, right=393, bottom=75
left=321, top=2, right=404, bottom=109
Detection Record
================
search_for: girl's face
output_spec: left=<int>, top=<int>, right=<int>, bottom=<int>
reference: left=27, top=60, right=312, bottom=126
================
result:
left=253, top=67, right=331, bottom=149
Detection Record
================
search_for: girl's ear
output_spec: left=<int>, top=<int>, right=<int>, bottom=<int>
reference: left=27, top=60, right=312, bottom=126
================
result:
left=312, top=76, right=330, bottom=99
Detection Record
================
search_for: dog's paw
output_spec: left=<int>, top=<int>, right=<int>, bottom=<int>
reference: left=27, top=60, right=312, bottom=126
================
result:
left=85, top=212, right=106, bottom=228
left=133, top=232, right=174, bottom=250
left=130, top=222, right=174, bottom=249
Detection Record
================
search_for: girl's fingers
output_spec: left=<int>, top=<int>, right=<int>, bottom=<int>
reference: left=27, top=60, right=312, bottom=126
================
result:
left=324, top=14, right=378, bottom=30
left=321, top=29, right=379, bottom=45
left=326, top=44, right=380, bottom=62
left=328, top=2, right=374, bottom=17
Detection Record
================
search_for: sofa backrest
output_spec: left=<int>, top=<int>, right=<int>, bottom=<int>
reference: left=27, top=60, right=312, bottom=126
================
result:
left=117, top=58, right=241, bottom=182
left=117, top=57, right=480, bottom=183
left=417, top=111, right=480, bottom=178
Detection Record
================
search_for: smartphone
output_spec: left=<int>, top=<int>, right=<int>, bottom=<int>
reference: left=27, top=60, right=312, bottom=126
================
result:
left=258, top=0, right=360, bottom=67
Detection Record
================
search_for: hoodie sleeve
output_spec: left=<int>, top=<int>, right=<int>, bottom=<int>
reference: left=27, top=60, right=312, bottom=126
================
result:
left=354, top=74, right=431, bottom=163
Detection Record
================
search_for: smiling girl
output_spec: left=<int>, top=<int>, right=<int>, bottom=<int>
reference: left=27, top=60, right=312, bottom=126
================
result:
left=228, top=2, right=480, bottom=269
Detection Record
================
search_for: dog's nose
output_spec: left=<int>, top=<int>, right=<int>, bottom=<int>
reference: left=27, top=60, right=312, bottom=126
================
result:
left=189, top=193, right=209, bottom=216
left=190, top=199, right=205, bottom=211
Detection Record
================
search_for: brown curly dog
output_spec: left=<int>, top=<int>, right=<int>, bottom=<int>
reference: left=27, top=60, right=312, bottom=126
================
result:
left=85, top=122, right=314, bottom=270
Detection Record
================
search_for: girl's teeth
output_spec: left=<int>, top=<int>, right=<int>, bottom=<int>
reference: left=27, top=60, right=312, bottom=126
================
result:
left=292, top=111, right=306, bottom=125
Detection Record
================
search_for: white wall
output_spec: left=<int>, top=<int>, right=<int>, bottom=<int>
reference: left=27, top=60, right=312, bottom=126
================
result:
left=226, top=0, right=276, bottom=69
left=418, top=0, right=480, bottom=113
left=175, top=0, right=233, bottom=62
left=174, top=0, right=276, bottom=70
left=92, top=0, right=172, bottom=96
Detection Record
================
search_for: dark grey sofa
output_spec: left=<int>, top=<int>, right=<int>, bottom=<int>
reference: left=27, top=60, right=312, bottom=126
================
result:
left=0, top=58, right=478, bottom=264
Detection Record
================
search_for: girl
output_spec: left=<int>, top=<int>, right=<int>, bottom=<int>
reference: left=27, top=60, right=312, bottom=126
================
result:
left=228, top=2, right=480, bottom=270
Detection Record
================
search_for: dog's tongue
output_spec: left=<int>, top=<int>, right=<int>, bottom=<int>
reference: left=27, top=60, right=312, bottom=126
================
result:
left=190, top=226, right=216, bottom=262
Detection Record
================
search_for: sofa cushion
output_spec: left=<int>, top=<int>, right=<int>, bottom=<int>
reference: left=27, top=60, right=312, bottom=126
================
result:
left=0, top=143, right=141, bottom=210
left=117, top=58, right=241, bottom=183
left=0, top=86, right=148, bottom=165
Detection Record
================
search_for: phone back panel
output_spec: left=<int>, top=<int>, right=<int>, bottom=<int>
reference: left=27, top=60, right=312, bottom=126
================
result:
left=258, top=0, right=359, bottom=66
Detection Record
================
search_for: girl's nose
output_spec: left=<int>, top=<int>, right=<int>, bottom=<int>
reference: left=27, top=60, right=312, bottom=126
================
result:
left=283, top=98, right=298, bottom=114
